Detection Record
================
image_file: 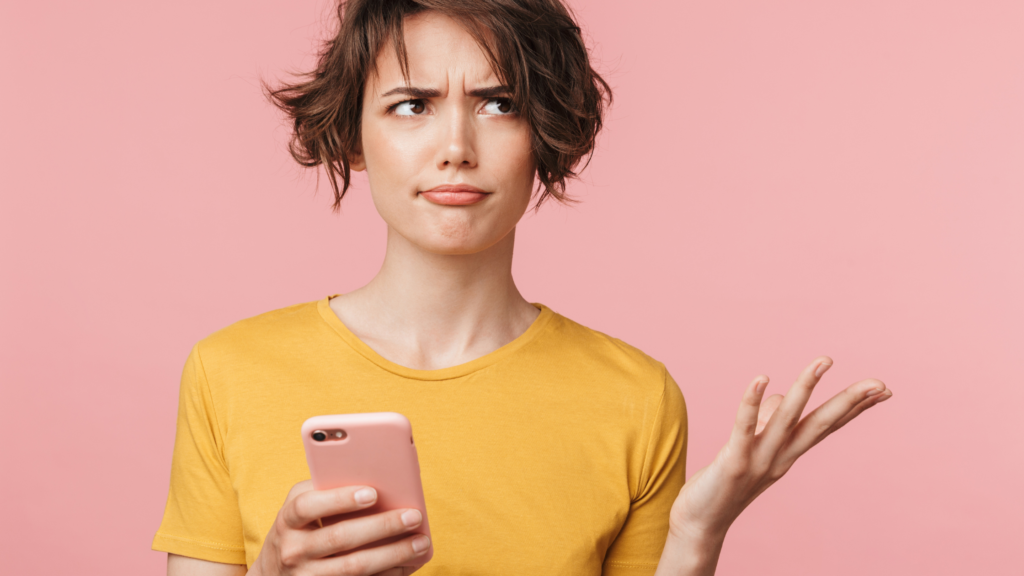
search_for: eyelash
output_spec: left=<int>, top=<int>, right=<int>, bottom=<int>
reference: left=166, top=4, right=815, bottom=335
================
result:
left=387, top=97, right=517, bottom=116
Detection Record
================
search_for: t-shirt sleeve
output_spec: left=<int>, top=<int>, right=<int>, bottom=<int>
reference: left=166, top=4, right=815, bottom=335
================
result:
left=152, top=344, right=248, bottom=565
left=603, top=368, right=688, bottom=575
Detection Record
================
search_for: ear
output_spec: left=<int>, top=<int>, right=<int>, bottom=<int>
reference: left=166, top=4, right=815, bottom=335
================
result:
left=348, top=142, right=366, bottom=172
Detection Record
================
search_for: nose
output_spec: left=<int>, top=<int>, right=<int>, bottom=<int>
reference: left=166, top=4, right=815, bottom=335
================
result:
left=435, top=107, right=478, bottom=171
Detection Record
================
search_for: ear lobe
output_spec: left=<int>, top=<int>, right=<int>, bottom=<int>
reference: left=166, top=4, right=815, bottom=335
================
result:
left=348, top=148, right=366, bottom=172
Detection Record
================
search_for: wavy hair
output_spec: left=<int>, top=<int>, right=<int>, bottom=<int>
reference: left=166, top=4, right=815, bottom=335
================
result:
left=266, top=0, right=612, bottom=211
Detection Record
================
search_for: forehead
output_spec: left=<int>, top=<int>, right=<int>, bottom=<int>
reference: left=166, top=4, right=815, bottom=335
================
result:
left=367, top=11, right=501, bottom=95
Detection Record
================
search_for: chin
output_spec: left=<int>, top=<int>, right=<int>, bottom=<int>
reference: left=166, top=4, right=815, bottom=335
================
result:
left=418, top=233, right=499, bottom=256
left=399, top=212, right=497, bottom=254
left=407, top=222, right=506, bottom=256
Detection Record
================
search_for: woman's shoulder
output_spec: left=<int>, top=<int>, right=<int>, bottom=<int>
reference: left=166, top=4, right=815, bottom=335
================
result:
left=192, top=298, right=328, bottom=361
left=540, top=308, right=671, bottom=388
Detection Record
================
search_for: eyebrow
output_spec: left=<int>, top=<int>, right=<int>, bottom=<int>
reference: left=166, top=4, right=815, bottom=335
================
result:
left=379, top=85, right=512, bottom=99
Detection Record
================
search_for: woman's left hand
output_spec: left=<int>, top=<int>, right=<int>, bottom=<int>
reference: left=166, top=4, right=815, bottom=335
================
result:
left=668, top=356, right=893, bottom=546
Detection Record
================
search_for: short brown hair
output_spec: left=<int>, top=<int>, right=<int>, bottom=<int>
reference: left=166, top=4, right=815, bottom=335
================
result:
left=266, top=0, right=612, bottom=211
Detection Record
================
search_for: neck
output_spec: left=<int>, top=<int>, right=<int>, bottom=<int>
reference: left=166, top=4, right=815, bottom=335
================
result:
left=330, top=226, right=539, bottom=370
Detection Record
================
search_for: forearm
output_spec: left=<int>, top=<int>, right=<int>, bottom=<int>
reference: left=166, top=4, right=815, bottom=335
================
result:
left=653, top=532, right=725, bottom=576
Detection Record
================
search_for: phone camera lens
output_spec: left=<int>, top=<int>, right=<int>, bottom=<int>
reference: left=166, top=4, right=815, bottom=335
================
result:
left=312, top=431, right=327, bottom=442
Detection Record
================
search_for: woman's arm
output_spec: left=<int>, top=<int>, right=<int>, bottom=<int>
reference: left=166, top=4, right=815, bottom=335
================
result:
left=655, top=357, right=892, bottom=575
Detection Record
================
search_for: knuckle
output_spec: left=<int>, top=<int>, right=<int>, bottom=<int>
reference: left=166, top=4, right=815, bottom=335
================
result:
left=767, top=463, right=789, bottom=482
left=750, top=460, right=771, bottom=480
left=278, top=538, right=304, bottom=568
left=812, top=419, right=832, bottom=437
left=325, top=523, right=351, bottom=550
left=338, top=554, right=370, bottom=575
left=272, top=520, right=295, bottom=547
left=291, top=493, right=312, bottom=522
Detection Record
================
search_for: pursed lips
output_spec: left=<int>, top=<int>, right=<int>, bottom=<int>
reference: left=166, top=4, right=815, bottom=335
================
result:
left=418, top=184, right=490, bottom=206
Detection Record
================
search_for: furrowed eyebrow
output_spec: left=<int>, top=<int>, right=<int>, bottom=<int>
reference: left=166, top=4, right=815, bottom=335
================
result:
left=379, top=85, right=512, bottom=99
left=379, top=87, right=442, bottom=99
left=467, top=85, right=512, bottom=98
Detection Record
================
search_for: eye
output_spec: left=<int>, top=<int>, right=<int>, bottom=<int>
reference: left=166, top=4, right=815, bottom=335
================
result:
left=392, top=99, right=427, bottom=116
left=481, top=97, right=516, bottom=115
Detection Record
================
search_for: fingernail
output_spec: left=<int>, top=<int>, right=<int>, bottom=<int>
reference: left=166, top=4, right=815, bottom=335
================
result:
left=412, top=534, right=431, bottom=553
left=354, top=488, right=376, bottom=505
left=876, top=390, right=893, bottom=402
left=866, top=389, right=883, bottom=398
left=814, top=362, right=832, bottom=378
left=756, top=378, right=769, bottom=394
left=401, top=509, right=422, bottom=527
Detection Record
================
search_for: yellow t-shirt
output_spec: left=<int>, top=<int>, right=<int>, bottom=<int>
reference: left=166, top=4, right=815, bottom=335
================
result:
left=153, top=297, right=687, bottom=575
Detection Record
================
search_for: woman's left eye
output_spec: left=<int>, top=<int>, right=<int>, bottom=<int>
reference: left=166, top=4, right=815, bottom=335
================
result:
left=482, top=98, right=516, bottom=115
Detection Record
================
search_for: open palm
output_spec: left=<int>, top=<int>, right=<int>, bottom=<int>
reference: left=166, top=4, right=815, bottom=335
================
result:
left=668, top=357, right=893, bottom=541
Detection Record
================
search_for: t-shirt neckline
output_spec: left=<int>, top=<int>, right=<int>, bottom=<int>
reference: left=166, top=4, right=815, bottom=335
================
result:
left=316, top=296, right=555, bottom=381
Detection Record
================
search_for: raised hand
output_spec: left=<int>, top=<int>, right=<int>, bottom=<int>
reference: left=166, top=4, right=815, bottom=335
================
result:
left=657, top=357, right=892, bottom=574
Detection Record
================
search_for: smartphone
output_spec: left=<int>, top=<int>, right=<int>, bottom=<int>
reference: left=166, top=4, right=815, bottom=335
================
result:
left=301, top=412, right=433, bottom=564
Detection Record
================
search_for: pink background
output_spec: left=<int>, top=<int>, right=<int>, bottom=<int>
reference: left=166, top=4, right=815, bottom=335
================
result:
left=2, top=0, right=1021, bottom=573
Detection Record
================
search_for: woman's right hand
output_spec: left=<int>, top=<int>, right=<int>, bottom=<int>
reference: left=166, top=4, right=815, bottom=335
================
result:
left=249, top=480, right=431, bottom=576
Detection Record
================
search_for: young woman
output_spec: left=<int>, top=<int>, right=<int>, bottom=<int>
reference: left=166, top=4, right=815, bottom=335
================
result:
left=153, top=1, right=893, bottom=575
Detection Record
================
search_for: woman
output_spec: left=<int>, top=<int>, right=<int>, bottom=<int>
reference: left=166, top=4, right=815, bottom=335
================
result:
left=153, top=1, right=893, bottom=574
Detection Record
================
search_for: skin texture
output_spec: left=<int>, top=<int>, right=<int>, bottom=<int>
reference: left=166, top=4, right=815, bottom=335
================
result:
left=168, top=10, right=892, bottom=576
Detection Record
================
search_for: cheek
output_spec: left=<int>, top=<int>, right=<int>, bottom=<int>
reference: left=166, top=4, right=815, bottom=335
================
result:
left=363, top=129, right=422, bottom=187
left=485, top=127, right=537, bottom=196
left=508, top=130, right=537, bottom=177
left=361, top=126, right=426, bottom=224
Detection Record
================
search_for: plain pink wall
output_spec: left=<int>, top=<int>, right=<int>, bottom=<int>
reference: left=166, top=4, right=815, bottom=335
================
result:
left=2, top=0, right=1021, bottom=573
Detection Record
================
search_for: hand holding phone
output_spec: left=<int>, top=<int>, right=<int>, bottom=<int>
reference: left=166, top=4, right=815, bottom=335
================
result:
left=248, top=413, right=432, bottom=576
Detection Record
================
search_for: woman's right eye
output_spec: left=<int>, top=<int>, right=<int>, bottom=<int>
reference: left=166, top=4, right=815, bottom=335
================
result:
left=393, top=99, right=427, bottom=116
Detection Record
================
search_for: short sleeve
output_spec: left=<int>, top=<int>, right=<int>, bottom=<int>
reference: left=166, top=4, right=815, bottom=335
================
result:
left=603, top=369, right=688, bottom=575
left=152, top=344, right=247, bottom=564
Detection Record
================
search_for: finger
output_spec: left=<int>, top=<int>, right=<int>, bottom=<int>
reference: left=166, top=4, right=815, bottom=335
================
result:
left=316, top=533, right=431, bottom=576
left=283, top=485, right=379, bottom=529
left=758, top=356, right=833, bottom=455
left=755, top=394, right=784, bottom=435
left=730, top=376, right=770, bottom=447
left=307, top=508, right=424, bottom=559
left=777, top=379, right=889, bottom=463
left=284, top=479, right=315, bottom=504
left=830, top=387, right=892, bottom=432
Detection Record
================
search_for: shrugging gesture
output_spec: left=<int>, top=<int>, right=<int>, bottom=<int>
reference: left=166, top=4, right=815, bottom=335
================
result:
left=655, top=357, right=893, bottom=575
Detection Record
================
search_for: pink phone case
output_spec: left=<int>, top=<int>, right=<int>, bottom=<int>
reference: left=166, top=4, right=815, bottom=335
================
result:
left=301, top=412, right=433, bottom=564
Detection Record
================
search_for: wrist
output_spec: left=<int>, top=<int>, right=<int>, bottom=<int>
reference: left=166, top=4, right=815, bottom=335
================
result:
left=655, top=526, right=727, bottom=576
left=671, top=516, right=731, bottom=547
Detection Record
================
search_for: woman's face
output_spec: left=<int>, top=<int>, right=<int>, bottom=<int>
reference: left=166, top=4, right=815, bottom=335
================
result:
left=351, top=11, right=536, bottom=255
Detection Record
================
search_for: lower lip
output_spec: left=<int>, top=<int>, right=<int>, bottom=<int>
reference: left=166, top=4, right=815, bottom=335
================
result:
left=419, top=191, right=489, bottom=206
